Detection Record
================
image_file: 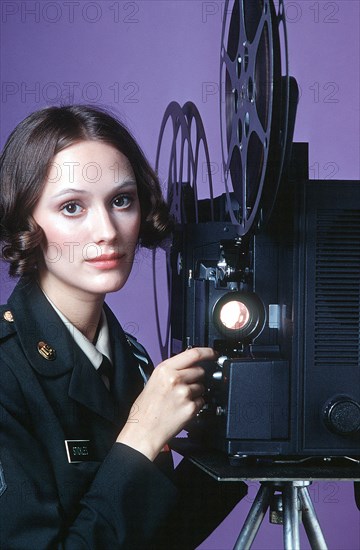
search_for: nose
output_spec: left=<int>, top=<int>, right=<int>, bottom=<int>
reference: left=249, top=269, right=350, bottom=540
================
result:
left=92, top=207, right=118, bottom=244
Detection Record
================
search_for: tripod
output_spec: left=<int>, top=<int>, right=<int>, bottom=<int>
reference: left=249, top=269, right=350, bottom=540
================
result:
left=233, top=481, right=328, bottom=550
left=169, top=438, right=359, bottom=549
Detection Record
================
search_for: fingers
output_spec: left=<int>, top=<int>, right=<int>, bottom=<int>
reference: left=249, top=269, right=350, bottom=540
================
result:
left=116, top=349, right=212, bottom=461
left=162, top=347, right=218, bottom=371
left=152, top=346, right=215, bottom=393
left=186, top=382, right=205, bottom=400
left=174, top=366, right=205, bottom=385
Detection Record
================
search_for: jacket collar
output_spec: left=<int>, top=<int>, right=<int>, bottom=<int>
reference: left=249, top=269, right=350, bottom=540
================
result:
left=8, top=278, right=143, bottom=425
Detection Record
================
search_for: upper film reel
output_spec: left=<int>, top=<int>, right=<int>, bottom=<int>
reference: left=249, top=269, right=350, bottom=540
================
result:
left=220, top=0, right=290, bottom=236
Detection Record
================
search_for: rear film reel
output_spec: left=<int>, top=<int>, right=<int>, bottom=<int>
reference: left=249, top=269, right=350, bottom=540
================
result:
left=155, top=101, right=214, bottom=225
left=153, top=102, right=214, bottom=358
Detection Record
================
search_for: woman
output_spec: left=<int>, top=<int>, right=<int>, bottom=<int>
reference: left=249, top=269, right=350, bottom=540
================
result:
left=0, top=105, right=246, bottom=549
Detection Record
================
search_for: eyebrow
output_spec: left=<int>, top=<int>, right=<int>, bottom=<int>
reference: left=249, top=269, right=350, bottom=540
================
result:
left=51, top=180, right=137, bottom=200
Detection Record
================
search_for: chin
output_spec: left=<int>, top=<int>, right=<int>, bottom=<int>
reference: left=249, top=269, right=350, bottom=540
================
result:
left=90, top=273, right=130, bottom=295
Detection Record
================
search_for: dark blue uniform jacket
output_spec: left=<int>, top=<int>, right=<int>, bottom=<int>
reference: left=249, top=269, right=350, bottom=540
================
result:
left=0, top=278, right=247, bottom=549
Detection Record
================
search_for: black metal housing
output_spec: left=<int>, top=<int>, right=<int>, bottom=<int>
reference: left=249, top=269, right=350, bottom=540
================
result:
left=170, top=143, right=360, bottom=458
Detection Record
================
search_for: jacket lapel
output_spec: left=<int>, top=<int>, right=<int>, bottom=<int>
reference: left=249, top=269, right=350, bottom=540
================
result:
left=8, top=279, right=120, bottom=425
left=67, top=348, right=119, bottom=424
left=104, top=304, right=145, bottom=423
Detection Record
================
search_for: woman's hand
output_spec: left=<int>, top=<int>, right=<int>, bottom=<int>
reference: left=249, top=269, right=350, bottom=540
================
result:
left=116, top=347, right=217, bottom=461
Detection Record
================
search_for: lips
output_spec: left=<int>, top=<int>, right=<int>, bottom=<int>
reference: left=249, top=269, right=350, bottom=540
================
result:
left=86, top=253, right=123, bottom=269
left=88, top=253, right=121, bottom=262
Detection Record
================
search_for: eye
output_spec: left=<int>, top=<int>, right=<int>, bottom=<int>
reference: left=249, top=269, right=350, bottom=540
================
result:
left=60, top=202, right=84, bottom=216
left=112, top=194, right=132, bottom=209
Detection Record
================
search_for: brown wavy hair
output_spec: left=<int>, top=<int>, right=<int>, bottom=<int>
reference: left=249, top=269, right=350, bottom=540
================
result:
left=0, top=105, right=172, bottom=277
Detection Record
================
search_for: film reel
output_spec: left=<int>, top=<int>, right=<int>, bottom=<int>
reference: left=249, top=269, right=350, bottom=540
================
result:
left=220, top=0, right=290, bottom=235
left=155, top=101, right=214, bottom=224
left=182, top=101, right=215, bottom=222
left=153, top=102, right=214, bottom=358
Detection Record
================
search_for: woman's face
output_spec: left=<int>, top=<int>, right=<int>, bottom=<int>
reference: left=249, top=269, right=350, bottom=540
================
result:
left=32, top=140, right=141, bottom=302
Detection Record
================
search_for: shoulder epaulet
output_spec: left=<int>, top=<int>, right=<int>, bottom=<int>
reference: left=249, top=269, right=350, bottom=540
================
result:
left=124, top=332, right=145, bottom=354
left=0, top=305, right=17, bottom=341
left=124, top=332, right=153, bottom=382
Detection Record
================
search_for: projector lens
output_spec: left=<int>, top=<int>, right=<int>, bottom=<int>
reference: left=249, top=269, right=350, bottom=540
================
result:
left=219, top=300, right=250, bottom=330
left=213, top=291, right=266, bottom=342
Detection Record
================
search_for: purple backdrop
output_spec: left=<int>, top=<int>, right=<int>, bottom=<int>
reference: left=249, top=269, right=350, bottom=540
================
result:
left=1, top=1, right=359, bottom=548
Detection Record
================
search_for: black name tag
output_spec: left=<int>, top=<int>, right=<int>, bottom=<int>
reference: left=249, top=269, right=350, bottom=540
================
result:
left=65, top=440, right=94, bottom=463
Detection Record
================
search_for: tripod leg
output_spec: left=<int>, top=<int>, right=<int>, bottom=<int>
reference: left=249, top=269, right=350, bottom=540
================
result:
left=283, top=484, right=301, bottom=550
left=298, top=487, right=328, bottom=550
left=233, top=484, right=273, bottom=550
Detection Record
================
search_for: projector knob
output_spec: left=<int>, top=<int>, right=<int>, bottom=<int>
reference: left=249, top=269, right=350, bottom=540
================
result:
left=323, top=397, right=360, bottom=435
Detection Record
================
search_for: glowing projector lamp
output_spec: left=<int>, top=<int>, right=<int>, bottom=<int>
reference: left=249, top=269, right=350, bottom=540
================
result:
left=219, top=300, right=250, bottom=330
left=212, top=292, right=266, bottom=345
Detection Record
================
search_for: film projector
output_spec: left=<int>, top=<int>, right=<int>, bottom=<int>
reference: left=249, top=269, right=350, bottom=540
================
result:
left=153, top=1, right=360, bottom=548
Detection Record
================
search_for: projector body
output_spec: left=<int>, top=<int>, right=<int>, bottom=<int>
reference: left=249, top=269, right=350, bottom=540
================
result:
left=170, top=145, right=360, bottom=459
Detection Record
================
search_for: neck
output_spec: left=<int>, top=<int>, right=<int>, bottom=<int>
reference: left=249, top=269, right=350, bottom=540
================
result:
left=37, top=274, right=105, bottom=342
